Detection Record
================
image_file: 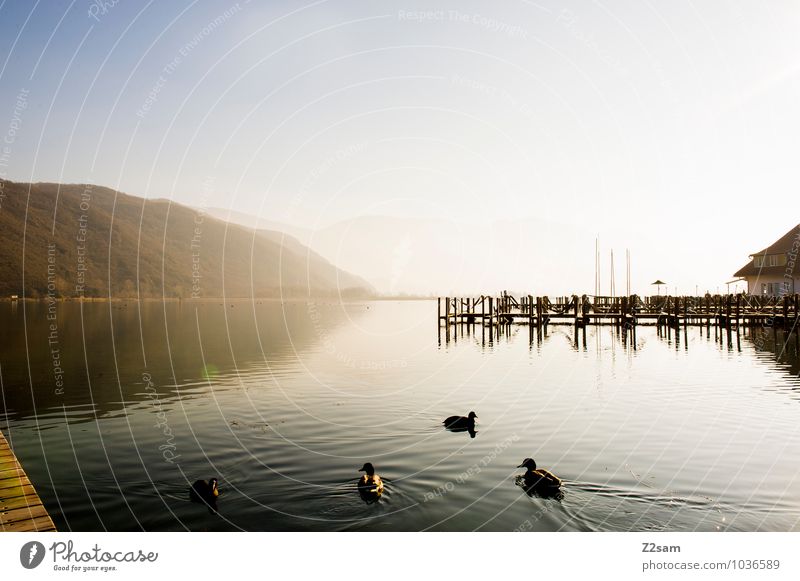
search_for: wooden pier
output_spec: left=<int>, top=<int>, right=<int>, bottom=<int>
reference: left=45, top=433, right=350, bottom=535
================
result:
left=0, top=430, right=56, bottom=532
left=438, top=293, right=800, bottom=345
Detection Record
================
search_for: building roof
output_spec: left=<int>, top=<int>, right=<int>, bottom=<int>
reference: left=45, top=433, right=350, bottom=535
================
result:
left=733, top=224, right=800, bottom=278
left=751, top=224, right=800, bottom=256
left=733, top=262, right=786, bottom=278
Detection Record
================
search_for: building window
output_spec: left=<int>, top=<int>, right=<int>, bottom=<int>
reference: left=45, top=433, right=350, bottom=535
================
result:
left=754, top=254, right=787, bottom=268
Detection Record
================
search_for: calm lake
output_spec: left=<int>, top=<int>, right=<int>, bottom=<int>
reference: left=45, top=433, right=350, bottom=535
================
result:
left=1, top=300, right=800, bottom=531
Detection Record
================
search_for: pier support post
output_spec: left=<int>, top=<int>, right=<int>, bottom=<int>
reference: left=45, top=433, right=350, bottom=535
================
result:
left=536, top=296, right=543, bottom=335
left=783, top=295, right=790, bottom=330
left=735, top=294, right=741, bottom=329
left=528, top=294, right=533, bottom=327
left=726, top=294, right=732, bottom=329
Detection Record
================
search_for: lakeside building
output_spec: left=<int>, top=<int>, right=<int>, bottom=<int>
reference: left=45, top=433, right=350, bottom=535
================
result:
left=733, top=224, right=800, bottom=296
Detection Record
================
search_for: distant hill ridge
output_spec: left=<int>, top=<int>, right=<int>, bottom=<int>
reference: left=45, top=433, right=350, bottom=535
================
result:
left=0, top=180, right=373, bottom=298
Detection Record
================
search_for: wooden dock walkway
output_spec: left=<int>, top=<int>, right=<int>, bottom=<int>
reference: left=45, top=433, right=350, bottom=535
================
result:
left=438, top=293, right=800, bottom=332
left=0, top=430, right=56, bottom=532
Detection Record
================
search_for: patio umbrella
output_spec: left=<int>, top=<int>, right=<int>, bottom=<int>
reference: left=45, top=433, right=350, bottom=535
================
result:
left=651, top=280, right=665, bottom=296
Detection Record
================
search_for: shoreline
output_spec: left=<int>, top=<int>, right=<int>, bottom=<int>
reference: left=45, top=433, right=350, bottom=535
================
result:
left=0, top=295, right=436, bottom=303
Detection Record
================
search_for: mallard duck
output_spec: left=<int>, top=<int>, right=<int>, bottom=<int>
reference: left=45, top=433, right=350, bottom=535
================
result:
left=358, top=463, right=384, bottom=497
left=517, top=458, right=561, bottom=496
left=189, top=478, right=219, bottom=506
left=443, top=411, right=477, bottom=431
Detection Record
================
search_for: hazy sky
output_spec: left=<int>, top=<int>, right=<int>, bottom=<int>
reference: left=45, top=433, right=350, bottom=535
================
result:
left=1, top=0, right=799, bottom=294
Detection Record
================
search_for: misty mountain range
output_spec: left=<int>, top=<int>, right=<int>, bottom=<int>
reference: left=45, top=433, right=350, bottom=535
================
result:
left=203, top=206, right=597, bottom=296
left=0, top=180, right=372, bottom=299
left=0, top=180, right=667, bottom=300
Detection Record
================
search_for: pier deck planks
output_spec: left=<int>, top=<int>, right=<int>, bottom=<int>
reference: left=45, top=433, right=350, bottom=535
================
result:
left=0, top=430, right=56, bottom=532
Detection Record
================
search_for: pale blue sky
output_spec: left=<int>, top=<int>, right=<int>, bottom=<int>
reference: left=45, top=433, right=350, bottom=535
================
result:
left=2, top=0, right=800, bottom=293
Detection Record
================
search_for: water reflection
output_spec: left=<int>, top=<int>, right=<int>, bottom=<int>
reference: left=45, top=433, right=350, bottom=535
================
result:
left=440, top=318, right=649, bottom=353
left=1, top=301, right=800, bottom=531
left=0, top=300, right=359, bottom=425
left=445, top=426, right=477, bottom=439
left=741, top=326, right=800, bottom=386
left=439, top=317, right=800, bottom=392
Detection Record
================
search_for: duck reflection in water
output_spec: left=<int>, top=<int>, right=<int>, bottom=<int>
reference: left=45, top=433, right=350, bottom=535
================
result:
left=357, top=462, right=384, bottom=504
left=443, top=411, right=478, bottom=438
left=515, top=458, right=563, bottom=499
left=189, top=477, right=220, bottom=513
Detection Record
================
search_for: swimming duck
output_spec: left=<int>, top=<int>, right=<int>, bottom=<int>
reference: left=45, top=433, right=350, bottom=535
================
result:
left=516, top=458, right=562, bottom=497
left=189, top=478, right=219, bottom=506
left=357, top=463, right=384, bottom=499
left=443, top=411, right=477, bottom=431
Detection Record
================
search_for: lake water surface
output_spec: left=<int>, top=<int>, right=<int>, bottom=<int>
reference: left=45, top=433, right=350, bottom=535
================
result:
left=2, top=300, right=800, bottom=531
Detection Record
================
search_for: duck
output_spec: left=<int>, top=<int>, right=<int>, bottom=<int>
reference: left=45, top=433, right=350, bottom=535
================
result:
left=357, top=463, right=384, bottom=499
left=516, top=458, right=562, bottom=497
left=443, top=411, right=477, bottom=431
left=189, top=478, right=220, bottom=506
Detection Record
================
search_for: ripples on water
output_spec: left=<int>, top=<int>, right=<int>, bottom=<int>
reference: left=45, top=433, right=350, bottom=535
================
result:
left=1, top=300, right=800, bottom=531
